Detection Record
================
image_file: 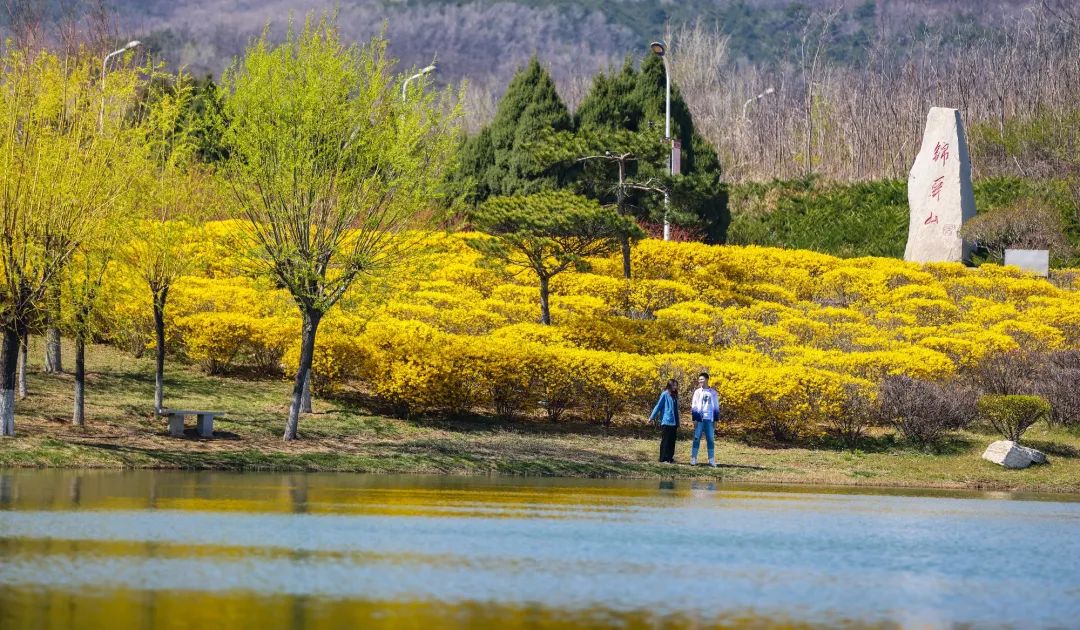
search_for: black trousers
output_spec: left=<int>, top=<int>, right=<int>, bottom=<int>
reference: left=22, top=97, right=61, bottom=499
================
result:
left=659, top=425, right=678, bottom=462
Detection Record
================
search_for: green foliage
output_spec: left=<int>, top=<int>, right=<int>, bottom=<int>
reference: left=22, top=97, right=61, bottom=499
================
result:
left=970, top=109, right=1080, bottom=178
left=572, top=55, right=729, bottom=242
left=221, top=12, right=462, bottom=315
left=727, top=176, right=1080, bottom=262
left=454, top=58, right=572, bottom=203
left=977, top=394, right=1050, bottom=442
left=219, top=10, right=462, bottom=438
left=0, top=47, right=142, bottom=331
left=467, top=191, right=644, bottom=324
left=574, top=59, right=639, bottom=132
left=727, top=178, right=909, bottom=258
left=468, top=191, right=645, bottom=275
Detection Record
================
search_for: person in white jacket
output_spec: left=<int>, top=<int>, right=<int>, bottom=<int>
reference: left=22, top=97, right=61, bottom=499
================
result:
left=690, top=373, right=720, bottom=467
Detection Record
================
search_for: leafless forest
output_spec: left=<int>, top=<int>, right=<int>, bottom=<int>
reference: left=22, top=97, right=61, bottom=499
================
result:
left=666, top=3, right=1080, bottom=182
left=5, top=0, right=1076, bottom=183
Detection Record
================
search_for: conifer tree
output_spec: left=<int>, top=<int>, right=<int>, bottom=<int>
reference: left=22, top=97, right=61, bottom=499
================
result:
left=537, top=127, right=669, bottom=279
left=574, top=57, right=638, bottom=132
left=467, top=191, right=644, bottom=325
left=453, top=57, right=572, bottom=204
left=574, top=55, right=729, bottom=243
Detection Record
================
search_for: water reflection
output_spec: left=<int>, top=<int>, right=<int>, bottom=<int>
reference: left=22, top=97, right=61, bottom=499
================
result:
left=0, top=470, right=1078, bottom=630
left=0, top=587, right=900, bottom=630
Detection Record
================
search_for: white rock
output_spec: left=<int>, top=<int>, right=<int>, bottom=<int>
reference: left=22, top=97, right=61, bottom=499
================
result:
left=904, top=107, right=977, bottom=264
left=981, top=440, right=1048, bottom=469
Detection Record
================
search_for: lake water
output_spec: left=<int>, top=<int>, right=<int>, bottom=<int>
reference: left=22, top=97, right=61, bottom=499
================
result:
left=1, top=471, right=1078, bottom=629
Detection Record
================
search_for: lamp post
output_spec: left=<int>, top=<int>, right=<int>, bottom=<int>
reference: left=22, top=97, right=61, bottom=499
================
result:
left=100, top=40, right=141, bottom=129
left=742, top=86, right=776, bottom=121
left=402, top=63, right=436, bottom=101
left=650, top=41, right=672, bottom=241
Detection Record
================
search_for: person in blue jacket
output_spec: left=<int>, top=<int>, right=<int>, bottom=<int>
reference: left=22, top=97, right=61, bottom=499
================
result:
left=648, top=379, right=681, bottom=463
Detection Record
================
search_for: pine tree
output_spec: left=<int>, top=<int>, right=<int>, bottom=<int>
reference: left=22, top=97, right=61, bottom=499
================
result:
left=536, top=127, right=668, bottom=279
left=574, top=57, right=638, bottom=132
left=574, top=55, right=730, bottom=243
left=467, top=191, right=644, bottom=325
left=453, top=57, right=572, bottom=204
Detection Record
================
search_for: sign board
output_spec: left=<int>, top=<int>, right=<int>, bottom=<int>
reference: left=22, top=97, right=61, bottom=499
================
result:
left=671, top=140, right=681, bottom=175
left=1004, top=249, right=1049, bottom=277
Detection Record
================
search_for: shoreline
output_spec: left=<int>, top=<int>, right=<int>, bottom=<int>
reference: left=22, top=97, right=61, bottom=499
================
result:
left=5, top=341, right=1080, bottom=496
left=4, top=434, right=1079, bottom=495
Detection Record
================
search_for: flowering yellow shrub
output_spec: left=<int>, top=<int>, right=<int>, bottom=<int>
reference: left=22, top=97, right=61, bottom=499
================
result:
left=96, top=221, right=1080, bottom=435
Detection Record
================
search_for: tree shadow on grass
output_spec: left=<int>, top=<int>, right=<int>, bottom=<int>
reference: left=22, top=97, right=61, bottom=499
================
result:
left=819, top=433, right=976, bottom=455
left=1023, top=439, right=1080, bottom=459
left=387, top=437, right=770, bottom=474
left=323, top=389, right=670, bottom=440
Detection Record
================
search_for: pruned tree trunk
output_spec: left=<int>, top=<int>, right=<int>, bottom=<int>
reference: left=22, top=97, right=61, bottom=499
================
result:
left=300, top=370, right=312, bottom=414
left=1, top=324, right=20, bottom=437
left=152, top=285, right=169, bottom=414
left=44, top=279, right=62, bottom=373
left=73, top=331, right=86, bottom=426
left=17, top=332, right=28, bottom=400
left=539, top=275, right=552, bottom=326
left=285, top=310, right=322, bottom=441
left=44, top=326, right=62, bottom=373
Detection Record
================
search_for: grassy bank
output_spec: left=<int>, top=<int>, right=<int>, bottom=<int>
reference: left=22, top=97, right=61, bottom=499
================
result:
left=3, top=340, right=1080, bottom=493
left=726, top=176, right=1080, bottom=261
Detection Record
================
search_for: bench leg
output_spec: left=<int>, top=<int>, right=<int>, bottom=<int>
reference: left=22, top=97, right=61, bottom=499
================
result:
left=196, top=414, right=214, bottom=438
left=168, top=414, right=185, bottom=438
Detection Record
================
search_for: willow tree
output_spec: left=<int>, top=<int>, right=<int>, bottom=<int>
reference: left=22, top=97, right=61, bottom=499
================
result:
left=0, top=47, right=138, bottom=436
left=64, top=233, right=120, bottom=426
left=122, top=77, right=209, bottom=414
left=220, top=12, right=462, bottom=441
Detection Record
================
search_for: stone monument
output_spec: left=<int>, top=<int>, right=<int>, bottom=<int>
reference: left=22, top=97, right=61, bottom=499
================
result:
left=904, top=107, right=977, bottom=264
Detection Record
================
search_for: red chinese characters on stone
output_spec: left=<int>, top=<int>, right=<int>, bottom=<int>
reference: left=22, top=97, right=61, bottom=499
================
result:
left=933, top=142, right=950, bottom=164
left=924, top=213, right=939, bottom=225
left=931, top=176, right=945, bottom=201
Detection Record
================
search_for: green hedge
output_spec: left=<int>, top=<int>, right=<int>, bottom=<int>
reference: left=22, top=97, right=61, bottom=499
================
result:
left=727, top=176, right=1079, bottom=261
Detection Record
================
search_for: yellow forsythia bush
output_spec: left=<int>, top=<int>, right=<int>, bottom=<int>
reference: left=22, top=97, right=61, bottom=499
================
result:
left=97, top=222, right=1080, bottom=434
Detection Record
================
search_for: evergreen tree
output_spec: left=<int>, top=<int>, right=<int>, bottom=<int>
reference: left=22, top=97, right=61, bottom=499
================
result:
left=451, top=127, right=494, bottom=205
left=537, top=127, right=669, bottom=279
left=467, top=191, right=644, bottom=325
left=573, top=55, right=729, bottom=243
left=453, top=57, right=572, bottom=204
left=574, top=57, right=638, bottom=132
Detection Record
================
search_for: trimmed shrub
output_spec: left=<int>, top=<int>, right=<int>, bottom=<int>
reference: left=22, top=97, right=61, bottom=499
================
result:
left=960, top=199, right=1073, bottom=265
left=977, top=395, right=1050, bottom=442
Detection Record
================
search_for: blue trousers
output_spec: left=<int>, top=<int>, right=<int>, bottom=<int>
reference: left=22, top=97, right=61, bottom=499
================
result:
left=692, top=419, right=715, bottom=461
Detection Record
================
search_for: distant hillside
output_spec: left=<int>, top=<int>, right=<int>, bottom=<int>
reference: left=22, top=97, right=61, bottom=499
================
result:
left=101, top=0, right=1026, bottom=83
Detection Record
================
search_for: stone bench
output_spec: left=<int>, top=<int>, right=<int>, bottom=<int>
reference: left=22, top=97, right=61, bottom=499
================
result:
left=163, top=410, right=222, bottom=438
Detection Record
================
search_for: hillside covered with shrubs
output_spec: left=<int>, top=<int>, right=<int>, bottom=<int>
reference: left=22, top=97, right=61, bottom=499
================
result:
left=92, top=223, right=1080, bottom=449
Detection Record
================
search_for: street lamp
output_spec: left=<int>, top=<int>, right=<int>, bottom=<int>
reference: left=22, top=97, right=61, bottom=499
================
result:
left=100, top=40, right=141, bottom=129
left=742, top=86, right=776, bottom=121
left=650, top=41, right=672, bottom=241
left=402, top=63, right=436, bottom=101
